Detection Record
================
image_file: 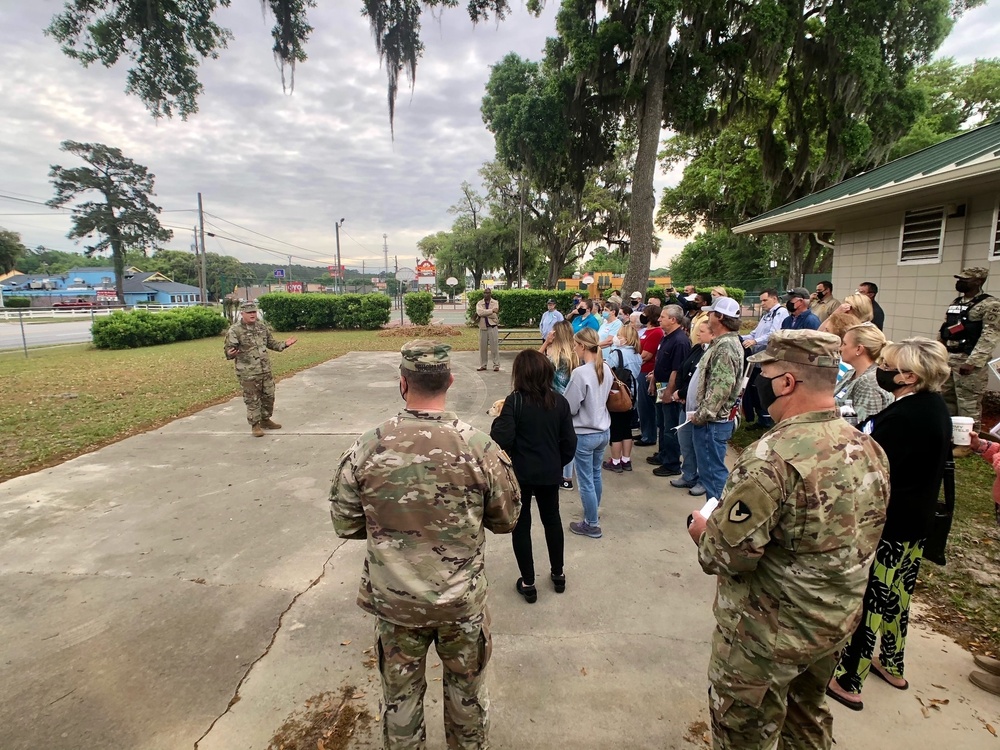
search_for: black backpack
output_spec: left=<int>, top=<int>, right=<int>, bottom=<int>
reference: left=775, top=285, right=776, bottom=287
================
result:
left=611, top=349, right=638, bottom=403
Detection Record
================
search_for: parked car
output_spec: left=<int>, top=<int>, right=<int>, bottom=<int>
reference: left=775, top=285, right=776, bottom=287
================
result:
left=51, top=298, right=94, bottom=309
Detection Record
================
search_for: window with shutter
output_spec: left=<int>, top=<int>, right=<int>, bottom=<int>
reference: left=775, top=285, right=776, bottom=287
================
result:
left=898, top=206, right=945, bottom=264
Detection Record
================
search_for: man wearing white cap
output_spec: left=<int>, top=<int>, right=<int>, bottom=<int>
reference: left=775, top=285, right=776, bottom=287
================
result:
left=689, top=297, right=744, bottom=501
left=630, top=291, right=646, bottom=312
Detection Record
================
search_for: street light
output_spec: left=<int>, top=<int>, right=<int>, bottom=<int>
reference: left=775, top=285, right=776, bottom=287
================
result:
left=335, top=218, right=345, bottom=294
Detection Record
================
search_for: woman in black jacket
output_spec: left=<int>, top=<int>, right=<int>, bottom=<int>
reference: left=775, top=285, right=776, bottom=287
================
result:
left=491, top=350, right=577, bottom=603
left=827, top=337, right=952, bottom=711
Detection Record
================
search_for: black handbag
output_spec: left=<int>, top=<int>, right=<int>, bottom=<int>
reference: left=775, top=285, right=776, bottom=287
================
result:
left=922, top=454, right=955, bottom=566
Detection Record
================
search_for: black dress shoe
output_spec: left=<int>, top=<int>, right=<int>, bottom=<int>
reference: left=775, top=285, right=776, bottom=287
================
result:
left=633, top=439, right=656, bottom=446
left=652, top=465, right=681, bottom=477
left=645, top=456, right=662, bottom=465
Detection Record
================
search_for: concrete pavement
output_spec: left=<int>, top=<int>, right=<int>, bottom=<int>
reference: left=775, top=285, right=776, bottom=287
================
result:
left=1, top=349, right=998, bottom=749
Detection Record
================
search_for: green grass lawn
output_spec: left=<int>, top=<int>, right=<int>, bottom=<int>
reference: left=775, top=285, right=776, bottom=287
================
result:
left=0, top=328, right=479, bottom=482
left=730, top=420, right=1000, bottom=654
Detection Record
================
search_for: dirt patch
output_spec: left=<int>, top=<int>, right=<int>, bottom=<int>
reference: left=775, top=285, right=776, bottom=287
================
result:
left=377, top=325, right=464, bottom=338
left=267, top=686, right=373, bottom=750
left=684, top=720, right=711, bottom=746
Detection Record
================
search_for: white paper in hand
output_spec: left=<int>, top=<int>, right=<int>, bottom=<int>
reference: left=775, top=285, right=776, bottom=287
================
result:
left=700, top=497, right=719, bottom=517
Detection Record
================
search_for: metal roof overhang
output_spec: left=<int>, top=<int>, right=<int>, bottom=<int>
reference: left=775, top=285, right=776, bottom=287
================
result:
left=734, top=159, right=1000, bottom=235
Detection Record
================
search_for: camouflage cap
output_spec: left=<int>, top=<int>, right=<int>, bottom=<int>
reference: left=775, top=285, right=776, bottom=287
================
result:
left=400, top=339, right=451, bottom=372
left=747, top=329, right=842, bottom=368
left=956, top=266, right=989, bottom=280
left=240, top=301, right=259, bottom=312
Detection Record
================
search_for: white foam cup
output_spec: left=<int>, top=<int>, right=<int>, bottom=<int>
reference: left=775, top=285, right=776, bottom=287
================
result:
left=952, top=416, right=974, bottom=445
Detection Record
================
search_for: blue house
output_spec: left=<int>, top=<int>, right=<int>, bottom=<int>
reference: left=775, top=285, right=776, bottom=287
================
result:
left=2, top=266, right=202, bottom=306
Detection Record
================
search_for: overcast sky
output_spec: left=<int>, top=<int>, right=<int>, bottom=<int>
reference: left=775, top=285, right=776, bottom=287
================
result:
left=1, top=1, right=998, bottom=275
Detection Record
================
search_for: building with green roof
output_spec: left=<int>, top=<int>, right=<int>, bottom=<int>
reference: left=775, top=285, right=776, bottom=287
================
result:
left=735, top=120, right=1000, bottom=342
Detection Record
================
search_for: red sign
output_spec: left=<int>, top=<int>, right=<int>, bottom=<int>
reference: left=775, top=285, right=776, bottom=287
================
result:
left=328, top=265, right=346, bottom=278
left=96, top=289, right=117, bottom=299
left=286, top=281, right=304, bottom=294
left=417, top=259, right=436, bottom=278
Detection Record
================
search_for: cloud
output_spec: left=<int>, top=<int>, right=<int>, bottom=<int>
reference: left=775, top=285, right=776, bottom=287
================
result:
left=1, top=2, right=996, bottom=275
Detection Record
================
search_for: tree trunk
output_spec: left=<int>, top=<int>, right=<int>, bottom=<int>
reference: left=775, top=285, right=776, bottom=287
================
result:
left=112, top=238, right=126, bottom=304
left=621, top=33, right=669, bottom=299
left=787, top=233, right=806, bottom=287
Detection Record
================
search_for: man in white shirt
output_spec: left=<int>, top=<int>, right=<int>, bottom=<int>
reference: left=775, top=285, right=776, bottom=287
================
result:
left=742, top=289, right=789, bottom=430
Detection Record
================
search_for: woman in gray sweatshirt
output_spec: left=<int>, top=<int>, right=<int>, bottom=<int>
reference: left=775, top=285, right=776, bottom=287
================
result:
left=563, top=327, right=613, bottom=538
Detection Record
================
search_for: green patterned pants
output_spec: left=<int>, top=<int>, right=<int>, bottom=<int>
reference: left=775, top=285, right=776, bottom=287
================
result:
left=239, top=374, right=275, bottom=425
left=375, top=609, right=492, bottom=750
left=708, top=628, right=838, bottom=750
left=834, top=538, right=924, bottom=693
left=942, top=356, right=988, bottom=430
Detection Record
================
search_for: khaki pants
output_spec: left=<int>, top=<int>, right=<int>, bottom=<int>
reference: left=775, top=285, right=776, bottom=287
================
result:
left=479, top=327, right=499, bottom=369
left=376, top=609, right=492, bottom=750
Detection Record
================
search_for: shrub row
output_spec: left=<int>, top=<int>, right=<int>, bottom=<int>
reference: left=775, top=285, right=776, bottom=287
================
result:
left=465, top=287, right=745, bottom=327
left=256, top=293, right=390, bottom=331
left=3, top=297, right=31, bottom=308
left=92, top=307, right=229, bottom=349
left=403, top=292, right=434, bottom=326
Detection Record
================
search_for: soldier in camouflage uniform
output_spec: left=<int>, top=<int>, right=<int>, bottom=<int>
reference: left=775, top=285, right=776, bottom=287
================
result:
left=687, top=330, right=890, bottom=750
left=690, top=297, right=746, bottom=502
left=939, top=266, right=1000, bottom=430
left=224, top=301, right=296, bottom=437
left=331, top=340, right=521, bottom=750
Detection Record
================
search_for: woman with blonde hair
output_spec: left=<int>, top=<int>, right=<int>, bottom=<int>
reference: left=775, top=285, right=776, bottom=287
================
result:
left=828, top=337, right=952, bottom=711
left=711, top=286, right=727, bottom=299
left=563, top=327, right=613, bottom=538
left=835, top=323, right=893, bottom=423
left=540, top=319, right=580, bottom=489
left=821, top=292, right=874, bottom=335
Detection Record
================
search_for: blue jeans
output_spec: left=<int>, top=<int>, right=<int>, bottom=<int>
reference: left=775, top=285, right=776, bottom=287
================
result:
left=636, top=380, right=656, bottom=442
left=654, top=401, right=683, bottom=470
left=692, top=421, right=734, bottom=501
left=574, top=430, right=610, bottom=526
left=677, top=420, right=699, bottom=484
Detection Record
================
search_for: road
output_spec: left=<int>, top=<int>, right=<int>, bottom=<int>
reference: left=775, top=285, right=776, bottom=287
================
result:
left=0, top=319, right=93, bottom=351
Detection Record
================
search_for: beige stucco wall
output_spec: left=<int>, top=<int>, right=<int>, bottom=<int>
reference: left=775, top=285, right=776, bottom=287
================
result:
left=831, top=192, right=1000, bottom=344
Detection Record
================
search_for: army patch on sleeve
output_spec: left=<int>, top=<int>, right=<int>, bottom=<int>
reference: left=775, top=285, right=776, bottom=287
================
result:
left=728, top=501, right=752, bottom=523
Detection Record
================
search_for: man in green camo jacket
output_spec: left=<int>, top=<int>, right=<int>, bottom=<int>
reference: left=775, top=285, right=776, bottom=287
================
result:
left=224, top=301, right=296, bottom=437
left=331, top=340, right=521, bottom=750
left=688, top=330, right=890, bottom=749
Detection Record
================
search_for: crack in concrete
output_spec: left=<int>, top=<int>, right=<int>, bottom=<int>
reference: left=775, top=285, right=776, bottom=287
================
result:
left=192, top=540, right=347, bottom=749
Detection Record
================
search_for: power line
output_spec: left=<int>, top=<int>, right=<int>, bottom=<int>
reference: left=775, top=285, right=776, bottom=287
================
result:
left=203, top=211, right=327, bottom=257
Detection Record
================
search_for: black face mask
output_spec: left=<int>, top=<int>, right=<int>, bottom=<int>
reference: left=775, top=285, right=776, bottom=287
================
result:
left=755, top=372, right=788, bottom=414
left=875, top=368, right=907, bottom=393
left=816, top=290, right=826, bottom=299
left=955, top=279, right=975, bottom=295
left=786, top=300, right=796, bottom=313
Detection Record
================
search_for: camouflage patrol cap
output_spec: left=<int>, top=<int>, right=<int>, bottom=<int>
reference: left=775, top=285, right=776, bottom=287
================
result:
left=240, top=301, right=259, bottom=312
left=400, top=339, right=451, bottom=372
left=956, top=266, right=989, bottom=280
left=747, top=329, right=841, bottom=368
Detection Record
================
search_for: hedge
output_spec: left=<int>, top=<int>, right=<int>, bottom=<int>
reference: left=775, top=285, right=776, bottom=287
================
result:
left=3, top=297, right=31, bottom=308
left=256, top=293, right=390, bottom=331
left=404, top=292, right=434, bottom=326
left=465, top=287, right=745, bottom=327
left=92, top=307, right=229, bottom=349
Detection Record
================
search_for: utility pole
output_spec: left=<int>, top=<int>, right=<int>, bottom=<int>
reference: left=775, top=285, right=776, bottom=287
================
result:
left=335, top=219, right=345, bottom=294
left=517, top=175, right=524, bottom=289
left=287, top=255, right=292, bottom=290
left=383, top=234, right=389, bottom=296
left=197, top=193, right=208, bottom=304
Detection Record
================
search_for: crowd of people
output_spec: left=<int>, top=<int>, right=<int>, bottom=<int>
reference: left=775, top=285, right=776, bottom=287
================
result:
left=316, top=271, right=1000, bottom=750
